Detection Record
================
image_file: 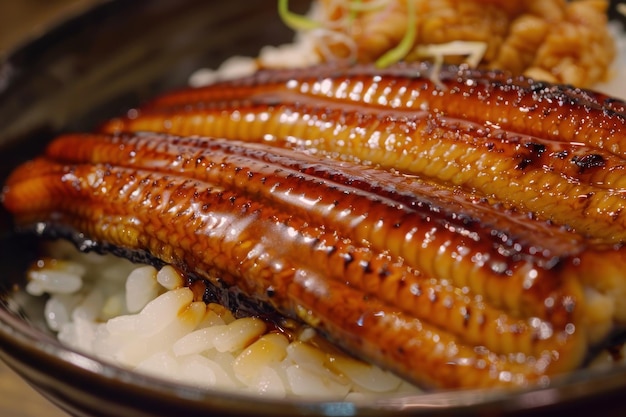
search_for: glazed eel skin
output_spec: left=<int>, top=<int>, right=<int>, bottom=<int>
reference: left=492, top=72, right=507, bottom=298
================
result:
left=4, top=62, right=626, bottom=390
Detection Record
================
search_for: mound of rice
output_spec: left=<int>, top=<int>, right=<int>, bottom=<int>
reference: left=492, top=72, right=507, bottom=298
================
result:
left=27, top=241, right=419, bottom=399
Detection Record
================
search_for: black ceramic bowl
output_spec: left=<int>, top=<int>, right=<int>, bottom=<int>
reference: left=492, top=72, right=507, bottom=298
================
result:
left=2, top=1, right=626, bottom=416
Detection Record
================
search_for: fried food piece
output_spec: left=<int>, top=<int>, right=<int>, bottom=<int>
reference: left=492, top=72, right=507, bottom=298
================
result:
left=299, top=0, right=615, bottom=87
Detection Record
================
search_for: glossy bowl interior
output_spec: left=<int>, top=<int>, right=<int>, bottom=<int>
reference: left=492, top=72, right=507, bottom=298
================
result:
left=2, top=1, right=626, bottom=416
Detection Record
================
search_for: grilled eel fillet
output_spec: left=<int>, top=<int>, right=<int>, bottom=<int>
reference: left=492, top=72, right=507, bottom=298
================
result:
left=3, top=62, right=626, bottom=390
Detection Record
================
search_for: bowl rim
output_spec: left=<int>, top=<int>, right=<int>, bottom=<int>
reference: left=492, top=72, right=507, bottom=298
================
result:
left=1, top=0, right=626, bottom=415
left=3, top=281, right=626, bottom=416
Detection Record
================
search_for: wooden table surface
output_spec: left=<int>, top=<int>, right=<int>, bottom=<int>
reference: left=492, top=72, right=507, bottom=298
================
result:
left=0, top=362, right=68, bottom=417
left=0, top=4, right=95, bottom=416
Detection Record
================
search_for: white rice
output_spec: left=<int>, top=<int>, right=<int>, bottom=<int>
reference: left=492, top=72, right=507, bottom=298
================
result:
left=30, top=241, right=419, bottom=399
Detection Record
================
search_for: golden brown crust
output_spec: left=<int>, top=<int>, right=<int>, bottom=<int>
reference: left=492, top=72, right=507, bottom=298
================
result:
left=4, top=63, right=626, bottom=389
left=103, top=63, right=626, bottom=242
left=1, top=132, right=586, bottom=388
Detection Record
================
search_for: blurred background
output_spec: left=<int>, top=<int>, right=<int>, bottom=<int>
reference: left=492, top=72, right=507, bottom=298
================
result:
left=0, top=0, right=97, bottom=55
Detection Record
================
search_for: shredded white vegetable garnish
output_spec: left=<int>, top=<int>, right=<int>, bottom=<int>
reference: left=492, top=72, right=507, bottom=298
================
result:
left=413, top=40, right=488, bottom=87
left=413, top=41, right=488, bottom=69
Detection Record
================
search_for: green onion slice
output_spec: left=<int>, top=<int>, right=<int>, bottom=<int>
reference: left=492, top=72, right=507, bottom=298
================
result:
left=278, top=0, right=322, bottom=31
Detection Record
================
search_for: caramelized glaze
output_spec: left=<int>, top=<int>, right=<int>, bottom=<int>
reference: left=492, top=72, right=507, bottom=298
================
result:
left=4, top=63, right=626, bottom=389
